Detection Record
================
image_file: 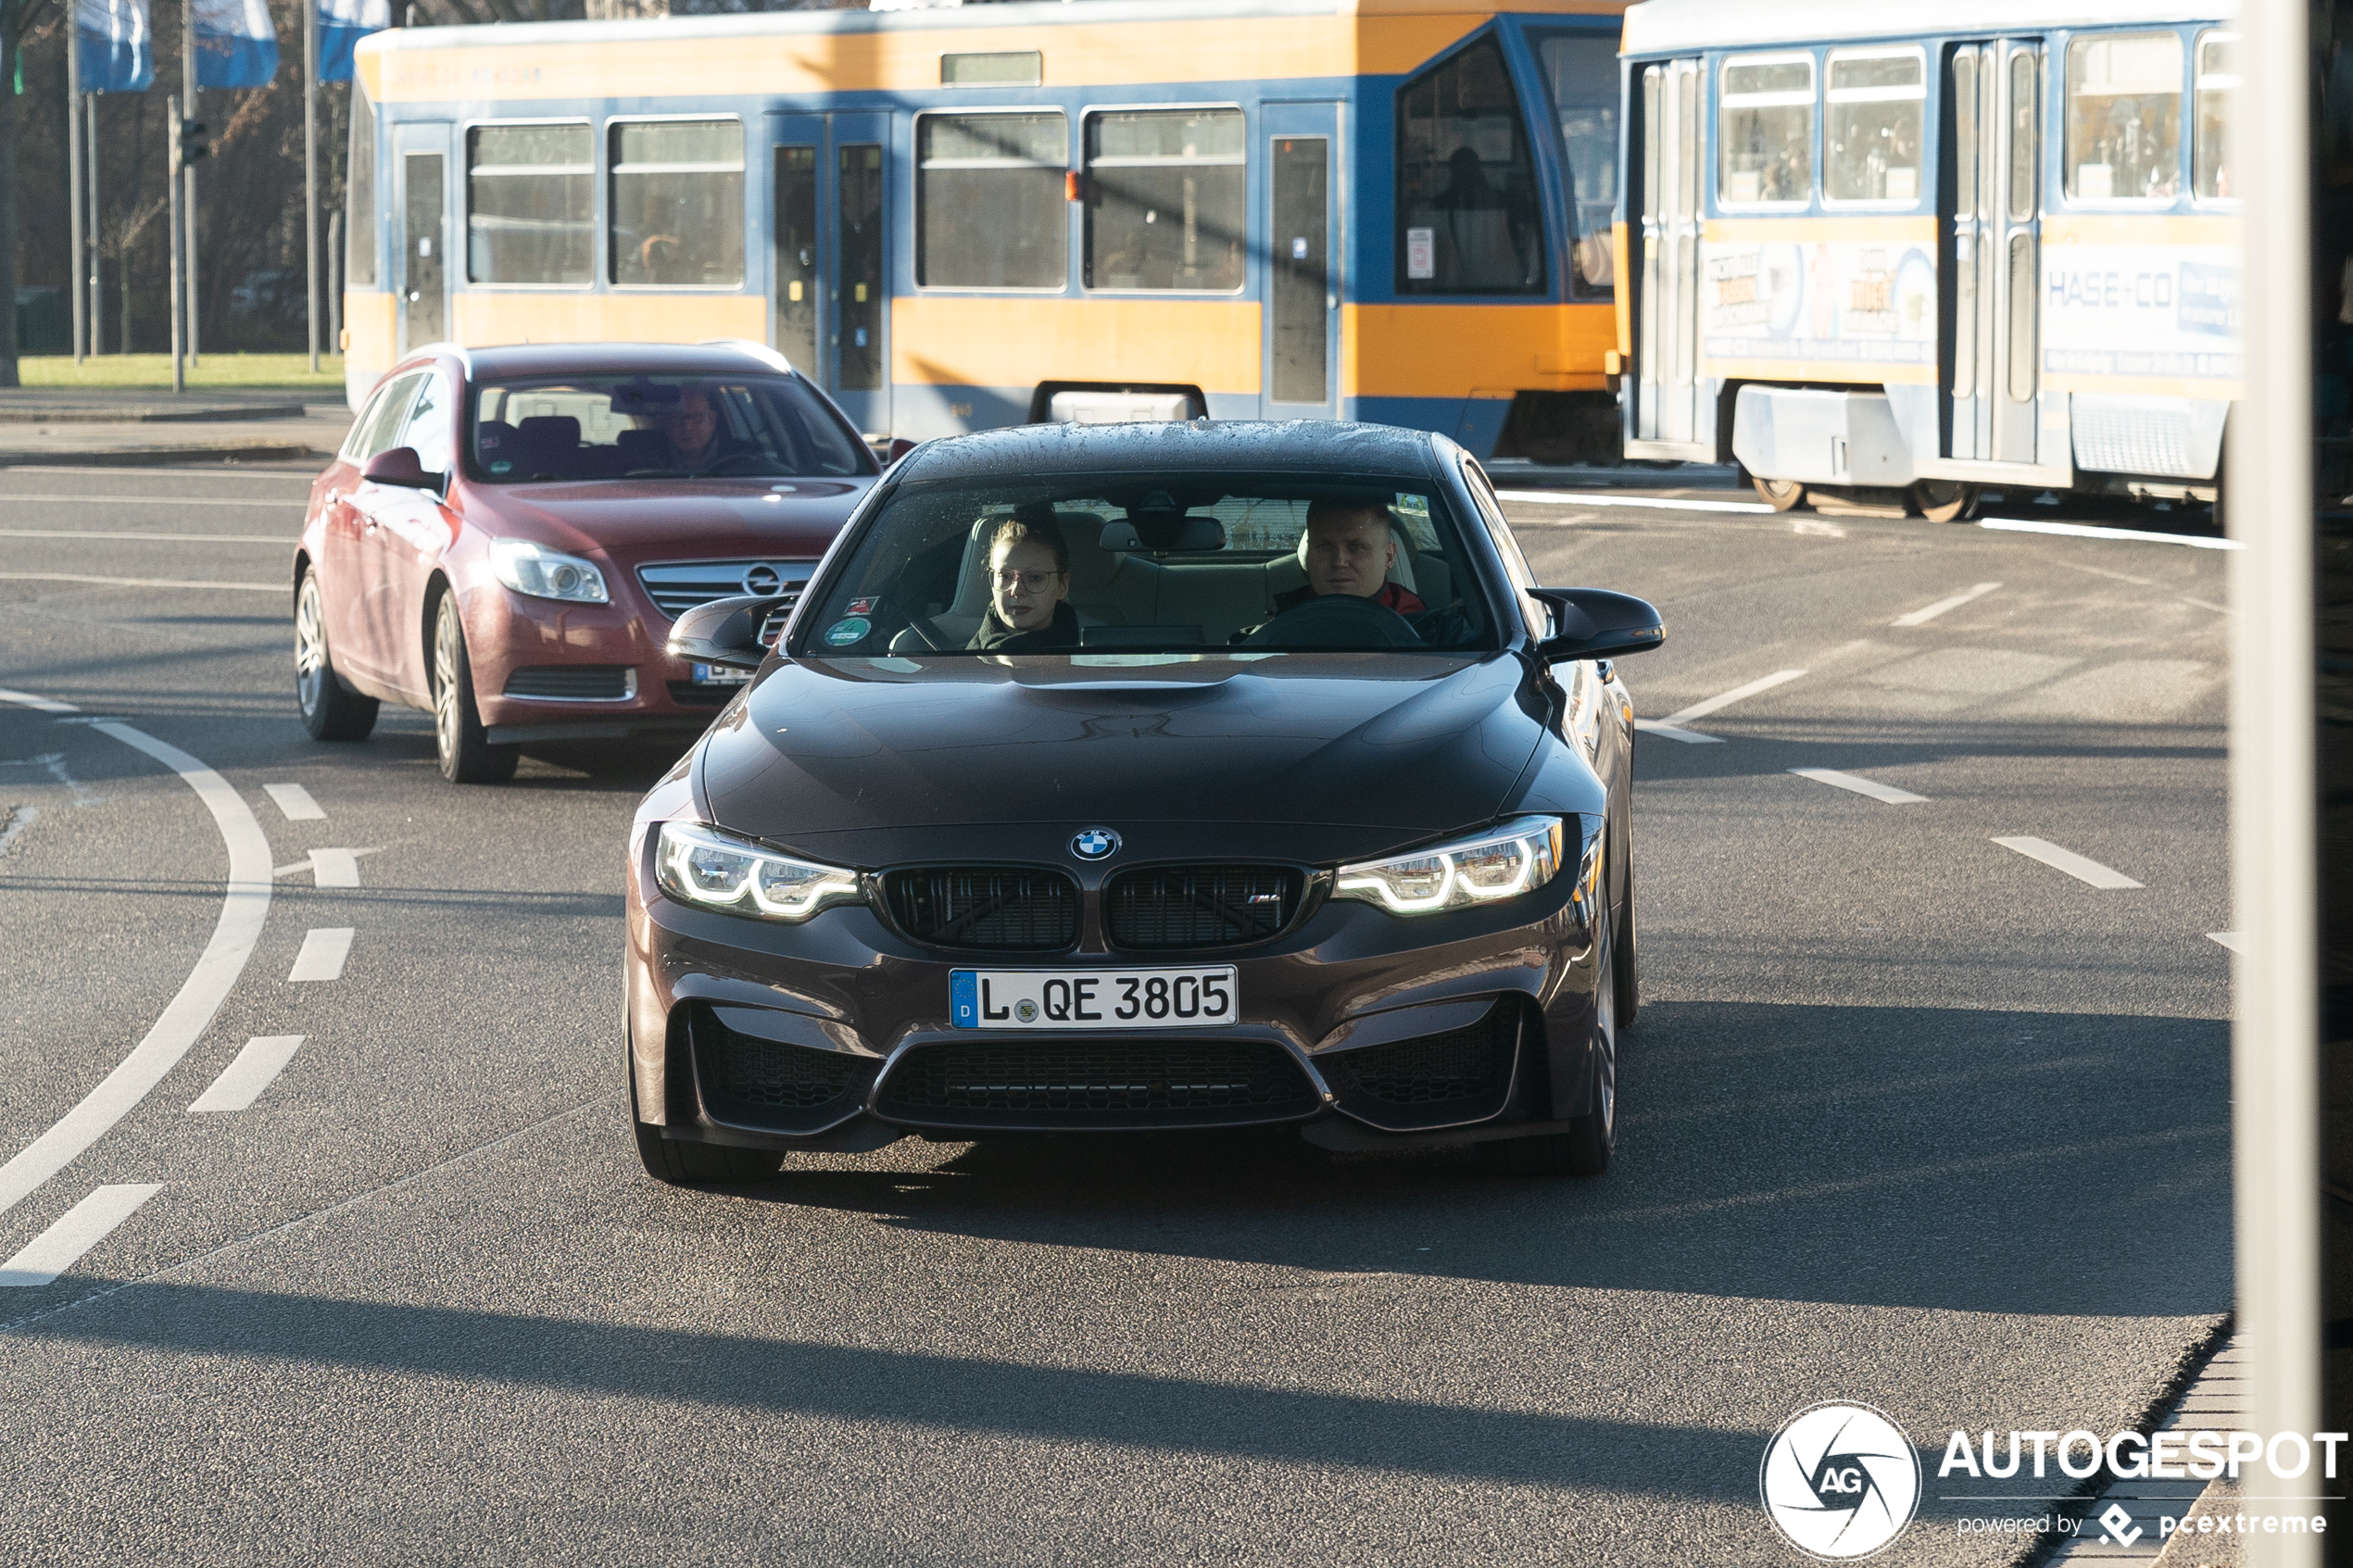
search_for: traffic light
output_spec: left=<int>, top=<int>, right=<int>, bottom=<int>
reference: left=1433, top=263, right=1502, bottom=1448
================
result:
left=175, top=119, right=209, bottom=168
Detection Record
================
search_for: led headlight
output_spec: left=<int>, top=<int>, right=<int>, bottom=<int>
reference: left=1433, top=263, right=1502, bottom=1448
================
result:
left=490, top=537, right=610, bottom=604
left=655, top=821, right=862, bottom=922
left=1333, top=816, right=1567, bottom=916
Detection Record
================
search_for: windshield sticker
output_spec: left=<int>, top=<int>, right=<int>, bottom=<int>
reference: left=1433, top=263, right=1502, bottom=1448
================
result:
left=824, top=617, right=871, bottom=647
left=847, top=597, right=877, bottom=615
left=488, top=460, right=512, bottom=474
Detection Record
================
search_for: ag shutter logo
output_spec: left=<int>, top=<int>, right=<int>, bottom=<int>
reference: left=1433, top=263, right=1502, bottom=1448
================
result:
left=1760, top=1402, right=1922, bottom=1560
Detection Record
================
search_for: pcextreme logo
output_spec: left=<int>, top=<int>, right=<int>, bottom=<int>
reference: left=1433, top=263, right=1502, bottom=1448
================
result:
left=1760, top=1402, right=1924, bottom=1560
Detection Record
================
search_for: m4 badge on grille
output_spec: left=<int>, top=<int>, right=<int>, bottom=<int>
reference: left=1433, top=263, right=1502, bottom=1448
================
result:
left=1071, top=827, right=1121, bottom=860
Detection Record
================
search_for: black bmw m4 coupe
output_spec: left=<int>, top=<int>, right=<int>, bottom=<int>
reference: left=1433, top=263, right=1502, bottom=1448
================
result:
left=623, top=420, right=1665, bottom=1183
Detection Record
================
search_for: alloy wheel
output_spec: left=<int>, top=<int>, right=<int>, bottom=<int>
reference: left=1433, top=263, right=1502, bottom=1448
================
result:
left=296, top=576, right=328, bottom=719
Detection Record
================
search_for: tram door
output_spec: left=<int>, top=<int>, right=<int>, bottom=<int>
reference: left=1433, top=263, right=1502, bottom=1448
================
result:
left=1633, top=58, right=1704, bottom=448
left=393, top=122, right=451, bottom=353
left=1945, top=40, right=2043, bottom=463
left=1262, top=104, right=1340, bottom=420
left=765, top=112, right=892, bottom=435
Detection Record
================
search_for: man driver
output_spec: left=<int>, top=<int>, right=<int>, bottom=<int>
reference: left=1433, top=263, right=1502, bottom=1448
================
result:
left=654, top=387, right=752, bottom=473
left=1275, top=498, right=1427, bottom=618
left=967, top=513, right=1080, bottom=651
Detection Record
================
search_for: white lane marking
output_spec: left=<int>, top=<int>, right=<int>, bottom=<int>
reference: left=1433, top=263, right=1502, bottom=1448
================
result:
left=308, top=848, right=359, bottom=888
left=0, top=530, right=297, bottom=544
left=2181, top=596, right=2232, bottom=615
left=1979, top=516, right=2241, bottom=551
left=1893, top=582, right=2003, bottom=627
left=1500, top=489, right=1780, bottom=514
left=289, top=928, right=354, bottom=982
left=188, top=1036, right=306, bottom=1114
left=271, top=845, right=379, bottom=880
left=2207, top=932, right=2246, bottom=953
left=0, top=805, right=34, bottom=856
left=0, top=721, right=271, bottom=1221
left=0, top=573, right=283, bottom=592
left=0, top=1185, right=164, bottom=1287
left=1789, top=767, right=1930, bottom=804
left=0, top=688, right=79, bottom=713
left=1791, top=518, right=1846, bottom=537
left=0, top=493, right=308, bottom=507
left=1632, top=720, right=1724, bottom=745
left=7, top=752, right=104, bottom=807
left=263, top=782, right=323, bottom=821
left=1993, top=835, right=2145, bottom=890
left=1663, top=668, right=1807, bottom=724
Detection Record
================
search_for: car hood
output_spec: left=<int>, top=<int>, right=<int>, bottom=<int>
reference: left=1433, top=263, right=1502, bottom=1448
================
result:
left=458, top=477, right=869, bottom=558
left=694, top=652, right=1549, bottom=865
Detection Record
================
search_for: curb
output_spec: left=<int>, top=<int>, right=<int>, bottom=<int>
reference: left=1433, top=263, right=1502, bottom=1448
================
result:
left=0, top=403, right=309, bottom=424
left=0, top=442, right=323, bottom=468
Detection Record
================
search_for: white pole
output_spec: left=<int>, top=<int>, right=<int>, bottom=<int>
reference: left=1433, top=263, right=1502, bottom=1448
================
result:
left=67, top=16, right=83, bottom=361
left=167, top=94, right=183, bottom=394
left=304, top=0, right=318, bottom=372
left=87, top=95, right=102, bottom=354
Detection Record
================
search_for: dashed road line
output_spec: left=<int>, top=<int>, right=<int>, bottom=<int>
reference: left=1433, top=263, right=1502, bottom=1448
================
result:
left=0, top=721, right=271, bottom=1222
left=1637, top=668, right=1808, bottom=744
left=0, top=805, right=33, bottom=856
left=1979, top=516, right=2240, bottom=551
left=1789, top=768, right=1929, bottom=805
left=1893, top=582, right=2002, bottom=627
left=1633, top=721, right=1721, bottom=745
left=0, top=688, right=79, bottom=714
left=289, top=928, right=354, bottom=982
left=2206, top=932, right=2245, bottom=953
left=1501, top=489, right=1780, bottom=514
left=309, top=848, right=359, bottom=888
left=1994, top=836, right=2144, bottom=890
left=263, top=783, right=323, bottom=821
left=0, top=1184, right=163, bottom=1287
left=0, top=573, right=283, bottom=592
left=188, top=1036, right=306, bottom=1114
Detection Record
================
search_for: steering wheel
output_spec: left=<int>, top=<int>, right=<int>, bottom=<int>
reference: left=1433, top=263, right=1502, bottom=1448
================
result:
left=701, top=453, right=776, bottom=477
left=1239, top=593, right=1423, bottom=649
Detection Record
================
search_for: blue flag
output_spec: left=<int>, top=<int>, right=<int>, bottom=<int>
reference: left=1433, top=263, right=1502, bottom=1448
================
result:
left=74, top=0, right=154, bottom=93
left=194, top=0, right=277, bottom=88
left=318, top=0, right=387, bottom=83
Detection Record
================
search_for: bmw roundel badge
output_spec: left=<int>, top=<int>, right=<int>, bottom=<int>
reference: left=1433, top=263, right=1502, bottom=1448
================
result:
left=1072, top=827, right=1121, bottom=860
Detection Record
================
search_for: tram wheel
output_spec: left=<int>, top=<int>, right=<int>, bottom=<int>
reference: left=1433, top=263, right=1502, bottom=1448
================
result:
left=1908, top=479, right=1979, bottom=523
left=1752, top=476, right=1806, bottom=511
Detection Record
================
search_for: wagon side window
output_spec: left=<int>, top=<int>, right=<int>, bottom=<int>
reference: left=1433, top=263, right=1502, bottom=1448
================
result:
left=1825, top=49, right=1924, bottom=203
left=1718, top=54, right=1816, bottom=206
left=1395, top=36, right=1547, bottom=295
left=917, top=112, right=1068, bottom=289
left=467, top=122, right=594, bottom=286
left=610, top=118, right=746, bottom=287
left=1082, top=107, right=1245, bottom=293
left=2195, top=31, right=2237, bottom=199
left=2065, top=31, right=2185, bottom=201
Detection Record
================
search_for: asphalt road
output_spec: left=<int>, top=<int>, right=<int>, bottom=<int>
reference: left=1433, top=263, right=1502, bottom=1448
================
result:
left=0, top=462, right=2231, bottom=1565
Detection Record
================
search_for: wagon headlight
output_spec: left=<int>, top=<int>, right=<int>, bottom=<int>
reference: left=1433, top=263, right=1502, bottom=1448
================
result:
left=655, top=821, right=862, bottom=922
left=490, top=537, right=609, bottom=604
left=1333, top=816, right=1568, bottom=916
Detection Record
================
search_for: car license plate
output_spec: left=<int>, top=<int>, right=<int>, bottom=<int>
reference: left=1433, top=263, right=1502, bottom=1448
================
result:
left=950, top=967, right=1237, bottom=1029
left=691, top=662, right=753, bottom=685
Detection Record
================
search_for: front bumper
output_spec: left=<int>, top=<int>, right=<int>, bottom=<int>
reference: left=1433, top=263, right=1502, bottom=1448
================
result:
left=461, top=581, right=744, bottom=743
left=623, top=843, right=1609, bottom=1153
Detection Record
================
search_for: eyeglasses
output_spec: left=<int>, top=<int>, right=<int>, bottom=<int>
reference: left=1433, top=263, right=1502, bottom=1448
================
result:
left=993, top=568, right=1063, bottom=592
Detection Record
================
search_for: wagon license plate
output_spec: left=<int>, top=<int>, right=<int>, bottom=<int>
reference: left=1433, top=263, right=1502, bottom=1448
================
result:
left=691, top=662, right=753, bottom=685
left=950, top=967, right=1237, bottom=1030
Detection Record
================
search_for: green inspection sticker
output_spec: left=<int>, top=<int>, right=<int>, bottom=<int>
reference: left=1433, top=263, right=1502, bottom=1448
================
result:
left=824, top=616, right=871, bottom=646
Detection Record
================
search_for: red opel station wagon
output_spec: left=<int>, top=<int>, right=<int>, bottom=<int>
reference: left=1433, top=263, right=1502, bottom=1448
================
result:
left=293, top=340, right=882, bottom=781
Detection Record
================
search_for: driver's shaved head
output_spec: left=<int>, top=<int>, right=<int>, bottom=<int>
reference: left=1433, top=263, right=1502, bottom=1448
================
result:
left=1302, top=498, right=1397, bottom=600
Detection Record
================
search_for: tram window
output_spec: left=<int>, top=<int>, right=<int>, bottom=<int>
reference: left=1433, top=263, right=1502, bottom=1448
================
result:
left=1825, top=50, right=1923, bottom=203
left=2065, top=32, right=2184, bottom=201
left=1083, top=108, right=1244, bottom=292
left=466, top=123, right=593, bottom=286
left=346, top=77, right=377, bottom=287
left=1395, top=37, right=1546, bottom=295
left=610, top=119, right=745, bottom=287
left=1718, top=55, right=1815, bottom=206
left=2195, top=31, right=2237, bottom=198
left=918, top=113, right=1066, bottom=289
left=1532, top=31, right=1617, bottom=295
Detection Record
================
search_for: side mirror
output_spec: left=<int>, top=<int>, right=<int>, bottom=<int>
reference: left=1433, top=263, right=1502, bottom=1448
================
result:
left=361, top=445, right=441, bottom=491
left=1530, top=587, right=1666, bottom=662
left=668, top=593, right=788, bottom=671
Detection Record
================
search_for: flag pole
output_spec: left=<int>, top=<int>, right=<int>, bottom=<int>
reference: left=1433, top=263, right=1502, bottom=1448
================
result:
left=67, top=9, right=84, bottom=362
left=88, top=95, right=102, bottom=353
left=304, top=0, right=318, bottom=372
left=182, top=0, right=198, bottom=367
left=168, top=93, right=183, bottom=393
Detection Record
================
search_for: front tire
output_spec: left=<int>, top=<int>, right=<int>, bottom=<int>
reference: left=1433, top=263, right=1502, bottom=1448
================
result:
left=1753, top=476, right=1806, bottom=511
left=1908, top=479, right=1979, bottom=523
left=431, top=592, right=518, bottom=784
left=1482, top=937, right=1618, bottom=1177
left=295, top=569, right=379, bottom=741
left=627, top=1047, right=780, bottom=1185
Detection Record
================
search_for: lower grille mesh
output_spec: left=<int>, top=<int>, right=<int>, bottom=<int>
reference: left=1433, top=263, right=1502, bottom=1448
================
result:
left=1323, top=1005, right=1516, bottom=1118
left=691, top=1005, right=875, bottom=1133
left=879, top=1039, right=1315, bottom=1124
left=503, top=664, right=633, bottom=699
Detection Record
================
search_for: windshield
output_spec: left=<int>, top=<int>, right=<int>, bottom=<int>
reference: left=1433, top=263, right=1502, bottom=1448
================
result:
left=797, top=473, right=1498, bottom=658
left=468, top=373, right=873, bottom=483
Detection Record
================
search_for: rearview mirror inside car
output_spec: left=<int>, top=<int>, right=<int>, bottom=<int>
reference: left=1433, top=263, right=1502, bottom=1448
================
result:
left=667, top=593, right=790, bottom=671
left=361, top=445, right=442, bottom=491
left=1531, top=587, right=1666, bottom=662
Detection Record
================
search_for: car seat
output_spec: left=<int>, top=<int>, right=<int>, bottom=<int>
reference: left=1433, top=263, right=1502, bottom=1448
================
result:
left=513, top=415, right=583, bottom=479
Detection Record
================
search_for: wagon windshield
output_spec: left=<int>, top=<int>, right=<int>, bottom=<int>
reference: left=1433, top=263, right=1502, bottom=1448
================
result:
left=467, top=372, right=874, bottom=483
left=797, top=473, right=1499, bottom=658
